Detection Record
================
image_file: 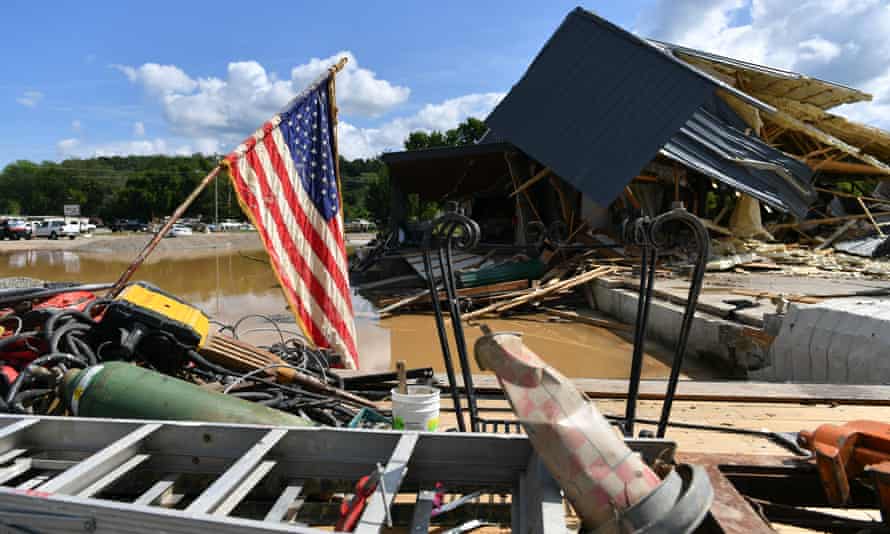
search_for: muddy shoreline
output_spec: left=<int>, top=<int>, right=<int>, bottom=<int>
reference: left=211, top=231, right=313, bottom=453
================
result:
left=0, top=232, right=265, bottom=262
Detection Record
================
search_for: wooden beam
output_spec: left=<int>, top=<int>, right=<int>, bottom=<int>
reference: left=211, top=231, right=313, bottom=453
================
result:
left=807, top=159, right=890, bottom=175
left=768, top=210, right=890, bottom=231
left=509, top=167, right=551, bottom=197
left=858, top=196, right=886, bottom=237
left=433, top=375, right=890, bottom=406
left=815, top=187, right=890, bottom=203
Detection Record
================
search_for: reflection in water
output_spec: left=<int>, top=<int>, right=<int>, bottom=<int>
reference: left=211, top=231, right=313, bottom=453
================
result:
left=0, top=250, right=719, bottom=379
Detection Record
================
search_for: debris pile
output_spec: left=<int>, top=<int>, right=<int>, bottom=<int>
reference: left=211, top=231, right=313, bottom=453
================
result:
left=0, top=281, right=398, bottom=426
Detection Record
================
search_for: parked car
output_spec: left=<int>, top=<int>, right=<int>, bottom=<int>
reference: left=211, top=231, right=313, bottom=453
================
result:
left=0, top=219, right=32, bottom=240
left=110, top=219, right=149, bottom=232
left=33, top=219, right=80, bottom=240
left=165, top=224, right=193, bottom=237
left=79, top=222, right=97, bottom=233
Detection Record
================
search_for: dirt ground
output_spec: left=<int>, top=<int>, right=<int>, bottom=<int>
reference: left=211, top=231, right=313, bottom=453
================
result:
left=0, top=231, right=373, bottom=262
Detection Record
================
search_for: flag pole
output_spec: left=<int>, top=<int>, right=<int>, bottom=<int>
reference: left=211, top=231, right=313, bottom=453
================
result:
left=109, top=57, right=349, bottom=297
left=110, top=164, right=223, bottom=296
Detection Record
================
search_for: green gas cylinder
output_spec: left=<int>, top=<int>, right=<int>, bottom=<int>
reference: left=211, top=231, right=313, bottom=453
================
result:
left=62, top=362, right=312, bottom=427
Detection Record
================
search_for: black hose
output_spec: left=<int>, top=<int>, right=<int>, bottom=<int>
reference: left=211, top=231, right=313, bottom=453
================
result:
left=11, top=388, right=52, bottom=414
left=0, top=331, right=38, bottom=353
left=43, top=310, right=94, bottom=338
left=48, top=322, right=90, bottom=354
left=5, top=353, right=87, bottom=408
left=83, top=298, right=112, bottom=316
left=70, top=337, right=97, bottom=366
left=186, top=349, right=237, bottom=377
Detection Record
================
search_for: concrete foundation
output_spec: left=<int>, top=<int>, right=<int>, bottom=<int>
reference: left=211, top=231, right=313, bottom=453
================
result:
left=752, top=298, right=890, bottom=384
left=586, top=279, right=768, bottom=375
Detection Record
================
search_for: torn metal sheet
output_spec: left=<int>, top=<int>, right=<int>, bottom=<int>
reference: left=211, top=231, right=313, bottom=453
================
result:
left=662, top=106, right=816, bottom=219
left=834, top=235, right=890, bottom=258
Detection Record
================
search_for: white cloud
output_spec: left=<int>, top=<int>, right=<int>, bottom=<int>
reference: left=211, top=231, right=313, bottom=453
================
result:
left=290, top=51, right=410, bottom=117
left=114, top=63, right=197, bottom=95
left=106, top=51, right=490, bottom=160
left=636, top=0, right=890, bottom=128
left=16, top=91, right=43, bottom=108
left=133, top=121, right=145, bottom=136
left=57, top=138, right=80, bottom=154
left=798, top=36, right=843, bottom=64
left=115, top=51, right=410, bottom=144
left=338, top=92, right=504, bottom=159
left=57, top=137, right=174, bottom=158
left=71, top=120, right=82, bottom=132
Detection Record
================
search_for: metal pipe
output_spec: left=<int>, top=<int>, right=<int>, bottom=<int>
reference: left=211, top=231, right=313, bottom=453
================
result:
left=654, top=210, right=709, bottom=438
left=422, top=231, right=466, bottom=432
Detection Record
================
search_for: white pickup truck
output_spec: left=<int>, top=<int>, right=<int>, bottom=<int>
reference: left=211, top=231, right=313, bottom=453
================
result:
left=33, top=219, right=80, bottom=240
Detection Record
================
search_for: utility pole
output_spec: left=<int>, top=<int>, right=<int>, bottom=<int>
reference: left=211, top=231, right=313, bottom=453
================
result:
left=214, top=173, right=219, bottom=229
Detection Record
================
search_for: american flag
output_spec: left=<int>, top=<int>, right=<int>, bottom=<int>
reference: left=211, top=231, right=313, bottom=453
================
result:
left=224, top=73, right=358, bottom=369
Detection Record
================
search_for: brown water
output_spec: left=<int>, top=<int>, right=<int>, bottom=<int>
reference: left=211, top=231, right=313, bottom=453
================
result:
left=0, top=249, right=718, bottom=379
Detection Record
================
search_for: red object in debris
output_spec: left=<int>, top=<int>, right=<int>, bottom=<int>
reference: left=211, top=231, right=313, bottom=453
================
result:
left=0, top=365, right=18, bottom=385
left=0, top=290, right=98, bottom=367
left=335, top=472, right=381, bottom=532
left=32, top=291, right=96, bottom=312
left=799, top=420, right=890, bottom=515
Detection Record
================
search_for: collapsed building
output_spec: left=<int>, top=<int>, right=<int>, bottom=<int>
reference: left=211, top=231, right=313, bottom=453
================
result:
left=366, top=8, right=890, bottom=385
left=382, top=8, right=890, bottom=249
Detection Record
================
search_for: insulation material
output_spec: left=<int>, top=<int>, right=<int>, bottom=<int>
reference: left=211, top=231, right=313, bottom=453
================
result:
left=729, top=194, right=773, bottom=239
left=475, top=331, right=660, bottom=531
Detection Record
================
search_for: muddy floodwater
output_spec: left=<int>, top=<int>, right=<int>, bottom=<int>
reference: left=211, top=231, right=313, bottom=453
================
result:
left=0, top=248, right=718, bottom=379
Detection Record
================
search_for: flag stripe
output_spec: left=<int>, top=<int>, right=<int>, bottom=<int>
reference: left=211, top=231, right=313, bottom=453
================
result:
left=226, top=152, right=330, bottom=349
left=252, top=136, right=356, bottom=355
left=225, top=78, right=359, bottom=369
left=263, top=130, right=351, bottom=310
left=266, top=129, right=356, bottom=342
left=245, top=140, right=358, bottom=362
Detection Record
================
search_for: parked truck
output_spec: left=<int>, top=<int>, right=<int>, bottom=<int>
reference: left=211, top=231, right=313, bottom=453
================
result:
left=33, top=219, right=80, bottom=240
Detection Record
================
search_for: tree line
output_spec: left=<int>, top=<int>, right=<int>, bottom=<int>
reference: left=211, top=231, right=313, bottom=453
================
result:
left=0, top=118, right=486, bottom=225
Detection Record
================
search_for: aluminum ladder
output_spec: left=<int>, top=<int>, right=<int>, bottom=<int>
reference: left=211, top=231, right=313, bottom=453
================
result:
left=0, top=414, right=675, bottom=533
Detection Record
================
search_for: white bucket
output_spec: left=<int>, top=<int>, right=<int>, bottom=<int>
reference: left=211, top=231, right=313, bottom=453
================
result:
left=391, top=386, right=440, bottom=431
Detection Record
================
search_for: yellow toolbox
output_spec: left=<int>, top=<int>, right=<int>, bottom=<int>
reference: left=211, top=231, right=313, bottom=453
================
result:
left=104, top=282, right=209, bottom=350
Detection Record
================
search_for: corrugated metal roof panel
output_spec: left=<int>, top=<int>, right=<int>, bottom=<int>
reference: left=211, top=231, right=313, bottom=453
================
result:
left=662, top=107, right=815, bottom=219
left=485, top=7, right=717, bottom=207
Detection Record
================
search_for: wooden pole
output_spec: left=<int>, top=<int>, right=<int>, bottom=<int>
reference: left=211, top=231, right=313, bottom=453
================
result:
left=857, top=196, right=885, bottom=237
left=509, top=166, right=551, bottom=197
left=111, top=165, right=222, bottom=295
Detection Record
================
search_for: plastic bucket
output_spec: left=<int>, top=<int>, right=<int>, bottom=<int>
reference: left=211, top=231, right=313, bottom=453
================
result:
left=391, top=386, right=440, bottom=431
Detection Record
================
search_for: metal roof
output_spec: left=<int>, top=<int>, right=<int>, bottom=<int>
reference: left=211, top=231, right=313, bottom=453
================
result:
left=662, top=107, right=815, bottom=218
left=381, top=141, right=515, bottom=201
left=485, top=7, right=719, bottom=208
left=484, top=7, right=816, bottom=216
left=650, top=40, right=870, bottom=110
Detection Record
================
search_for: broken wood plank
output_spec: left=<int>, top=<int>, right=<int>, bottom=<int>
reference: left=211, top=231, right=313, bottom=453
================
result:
left=463, top=266, right=614, bottom=320
left=858, top=196, right=885, bottom=237
left=435, top=374, right=890, bottom=406
left=815, top=219, right=857, bottom=250
left=539, top=307, right=633, bottom=332
left=509, top=167, right=551, bottom=198
left=768, top=210, right=890, bottom=231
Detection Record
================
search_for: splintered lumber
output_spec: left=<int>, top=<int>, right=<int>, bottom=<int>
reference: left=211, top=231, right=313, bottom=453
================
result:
left=509, top=166, right=551, bottom=197
left=540, top=307, right=633, bottom=332
left=815, top=219, right=857, bottom=250
left=729, top=289, right=822, bottom=305
left=857, top=196, right=885, bottom=237
left=463, top=266, right=614, bottom=320
left=200, top=335, right=376, bottom=409
left=768, top=210, right=890, bottom=231
left=376, top=279, right=531, bottom=314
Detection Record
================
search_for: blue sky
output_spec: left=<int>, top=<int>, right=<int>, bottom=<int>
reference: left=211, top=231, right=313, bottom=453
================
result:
left=3, top=1, right=889, bottom=166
